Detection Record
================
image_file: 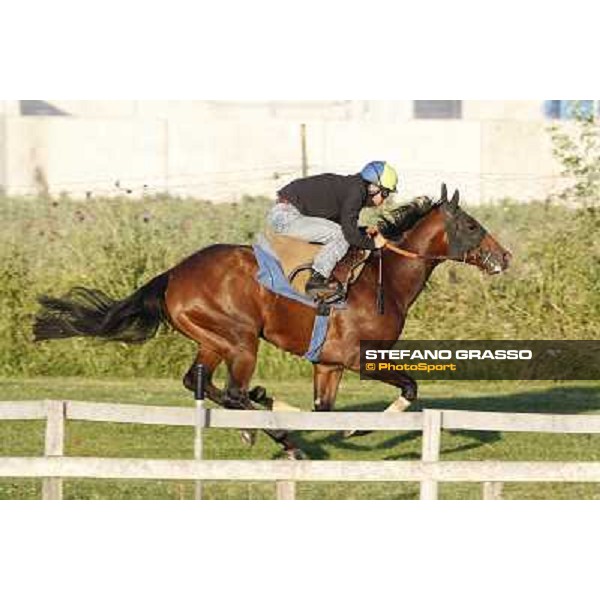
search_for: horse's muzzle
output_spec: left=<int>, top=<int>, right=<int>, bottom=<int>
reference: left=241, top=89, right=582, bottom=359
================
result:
left=469, top=234, right=512, bottom=275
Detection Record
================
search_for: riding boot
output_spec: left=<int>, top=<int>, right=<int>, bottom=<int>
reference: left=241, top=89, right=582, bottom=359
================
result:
left=305, top=269, right=342, bottom=298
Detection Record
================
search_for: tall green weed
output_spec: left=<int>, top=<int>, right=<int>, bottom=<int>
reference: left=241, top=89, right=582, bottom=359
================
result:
left=0, top=195, right=597, bottom=379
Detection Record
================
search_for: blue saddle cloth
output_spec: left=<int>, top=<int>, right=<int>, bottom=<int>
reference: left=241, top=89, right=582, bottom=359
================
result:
left=253, top=235, right=343, bottom=362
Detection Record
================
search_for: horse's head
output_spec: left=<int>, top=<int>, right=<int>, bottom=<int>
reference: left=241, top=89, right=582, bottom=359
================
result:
left=378, top=183, right=511, bottom=275
left=434, top=183, right=511, bottom=274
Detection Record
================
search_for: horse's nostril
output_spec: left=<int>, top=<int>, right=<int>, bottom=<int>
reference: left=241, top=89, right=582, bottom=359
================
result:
left=503, top=251, right=512, bottom=265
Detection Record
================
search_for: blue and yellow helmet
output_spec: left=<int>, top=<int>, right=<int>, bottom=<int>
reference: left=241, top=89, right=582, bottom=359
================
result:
left=360, top=161, right=398, bottom=193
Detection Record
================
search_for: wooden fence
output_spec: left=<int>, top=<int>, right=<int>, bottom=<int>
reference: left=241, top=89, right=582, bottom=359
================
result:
left=2, top=399, right=600, bottom=500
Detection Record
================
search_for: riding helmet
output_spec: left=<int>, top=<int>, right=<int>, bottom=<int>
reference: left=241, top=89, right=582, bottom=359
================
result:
left=360, top=161, right=399, bottom=193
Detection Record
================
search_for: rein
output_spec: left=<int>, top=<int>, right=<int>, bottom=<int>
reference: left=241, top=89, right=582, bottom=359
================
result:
left=375, top=239, right=464, bottom=316
left=383, top=240, right=455, bottom=262
left=383, top=239, right=494, bottom=268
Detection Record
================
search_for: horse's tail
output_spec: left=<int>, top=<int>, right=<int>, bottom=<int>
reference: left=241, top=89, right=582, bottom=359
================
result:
left=33, top=272, right=170, bottom=343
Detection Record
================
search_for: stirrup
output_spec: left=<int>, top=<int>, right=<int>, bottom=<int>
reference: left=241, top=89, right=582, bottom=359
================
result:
left=306, top=285, right=343, bottom=303
left=305, top=271, right=342, bottom=297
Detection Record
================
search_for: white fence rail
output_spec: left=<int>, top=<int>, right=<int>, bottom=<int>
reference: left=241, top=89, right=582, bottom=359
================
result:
left=2, top=400, right=600, bottom=500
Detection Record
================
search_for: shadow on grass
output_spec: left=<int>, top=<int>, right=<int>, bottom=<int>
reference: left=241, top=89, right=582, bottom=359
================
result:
left=343, top=384, right=600, bottom=415
left=283, top=384, right=600, bottom=460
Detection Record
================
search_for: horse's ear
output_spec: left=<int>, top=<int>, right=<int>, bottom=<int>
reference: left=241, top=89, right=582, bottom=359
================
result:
left=441, top=183, right=448, bottom=203
left=450, top=189, right=460, bottom=210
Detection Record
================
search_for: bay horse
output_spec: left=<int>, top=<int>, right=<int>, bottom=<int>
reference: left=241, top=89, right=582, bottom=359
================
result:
left=34, top=184, right=511, bottom=457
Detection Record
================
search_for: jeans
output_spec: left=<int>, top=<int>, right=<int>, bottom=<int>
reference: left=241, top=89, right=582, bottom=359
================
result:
left=266, top=203, right=350, bottom=277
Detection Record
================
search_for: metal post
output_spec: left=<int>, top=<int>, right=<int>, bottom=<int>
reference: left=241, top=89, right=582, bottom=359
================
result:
left=194, top=364, right=205, bottom=500
left=300, top=123, right=308, bottom=177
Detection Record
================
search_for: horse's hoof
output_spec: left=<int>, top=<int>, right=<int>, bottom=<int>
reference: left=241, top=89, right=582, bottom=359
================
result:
left=240, top=430, right=257, bottom=446
left=249, top=386, right=268, bottom=407
left=386, top=396, right=412, bottom=412
left=343, top=429, right=372, bottom=439
left=286, top=448, right=307, bottom=461
left=272, top=397, right=301, bottom=412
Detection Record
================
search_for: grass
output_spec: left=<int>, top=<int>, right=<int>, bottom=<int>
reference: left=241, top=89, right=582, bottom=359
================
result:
left=2, top=376, right=600, bottom=500
left=1, top=195, right=599, bottom=379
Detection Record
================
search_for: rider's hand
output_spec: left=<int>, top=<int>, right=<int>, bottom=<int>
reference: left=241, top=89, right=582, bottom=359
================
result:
left=372, top=232, right=386, bottom=249
left=366, top=225, right=379, bottom=236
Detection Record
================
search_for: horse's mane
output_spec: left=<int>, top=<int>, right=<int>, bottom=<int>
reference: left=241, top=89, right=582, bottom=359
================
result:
left=376, top=196, right=440, bottom=241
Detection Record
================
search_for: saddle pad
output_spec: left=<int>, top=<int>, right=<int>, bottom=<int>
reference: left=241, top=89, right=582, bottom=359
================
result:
left=253, top=238, right=316, bottom=308
left=263, top=227, right=371, bottom=295
left=263, top=228, right=320, bottom=293
left=252, top=240, right=339, bottom=363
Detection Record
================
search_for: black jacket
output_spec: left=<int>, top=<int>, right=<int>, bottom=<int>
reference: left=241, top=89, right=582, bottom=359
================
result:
left=277, top=173, right=375, bottom=250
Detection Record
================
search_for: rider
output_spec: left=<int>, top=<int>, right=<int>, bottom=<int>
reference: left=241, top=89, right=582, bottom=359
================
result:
left=267, top=161, right=398, bottom=297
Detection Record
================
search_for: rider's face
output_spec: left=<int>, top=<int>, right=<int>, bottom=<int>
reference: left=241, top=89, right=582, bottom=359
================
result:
left=366, top=183, right=393, bottom=207
left=370, top=188, right=390, bottom=207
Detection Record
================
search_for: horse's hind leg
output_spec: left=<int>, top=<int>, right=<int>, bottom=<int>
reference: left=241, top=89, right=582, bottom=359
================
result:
left=181, top=346, right=278, bottom=410
left=173, top=306, right=301, bottom=456
left=224, top=338, right=304, bottom=459
left=182, top=345, right=259, bottom=446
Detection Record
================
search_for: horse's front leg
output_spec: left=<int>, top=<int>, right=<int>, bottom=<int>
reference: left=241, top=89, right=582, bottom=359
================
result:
left=382, top=372, right=418, bottom=411
left=344, top=358, right=418, bottom=437
left=313, top=364, right=345, bottom=411
left=349, top=352, right=418, bottom=407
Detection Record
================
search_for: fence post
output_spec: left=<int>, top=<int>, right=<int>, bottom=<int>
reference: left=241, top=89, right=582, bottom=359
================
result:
left=483, top=482, right=503, bottom=500
left=194, top=364, right=205, bottom=500
left=276, top=479, right=296, bottom=500
left=43, top=400, right=65, bottom=500
left=420, top=410, right=442, bottom=500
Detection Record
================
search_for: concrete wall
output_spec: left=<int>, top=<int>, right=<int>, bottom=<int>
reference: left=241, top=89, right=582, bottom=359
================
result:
left=3, top=100, right=557, bottom=121
left=0, top=101, right=568, bottom=202
left=3, top=117, right=168, bottom=196
left=463, top=100, right=547, bottom=121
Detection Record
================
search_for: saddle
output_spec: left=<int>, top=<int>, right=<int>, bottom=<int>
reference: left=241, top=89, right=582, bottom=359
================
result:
left=263, top=227, right=371, bottom=302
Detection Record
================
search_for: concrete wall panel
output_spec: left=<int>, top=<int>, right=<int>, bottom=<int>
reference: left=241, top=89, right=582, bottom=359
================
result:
left=0, top=101, right=567, bottom=203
